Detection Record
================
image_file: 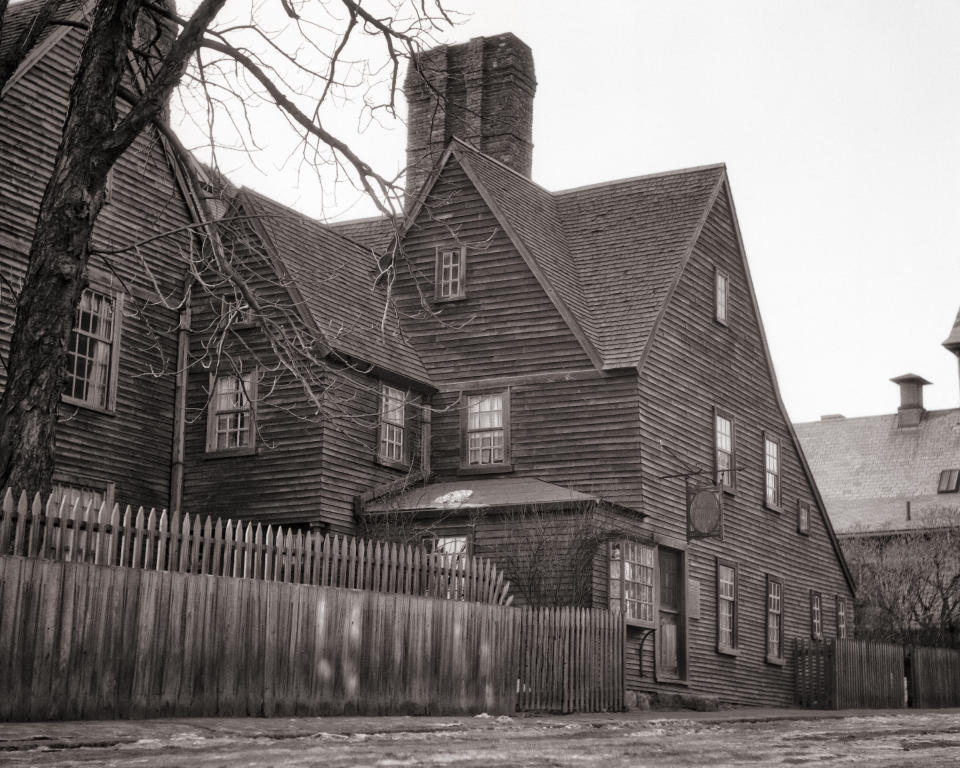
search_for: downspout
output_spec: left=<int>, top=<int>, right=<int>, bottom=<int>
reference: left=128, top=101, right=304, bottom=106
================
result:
left=169, top=282, right=192, bottom=513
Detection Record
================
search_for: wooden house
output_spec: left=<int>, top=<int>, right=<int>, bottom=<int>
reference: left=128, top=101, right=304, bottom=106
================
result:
left=1, top=2, right=856, bottom=707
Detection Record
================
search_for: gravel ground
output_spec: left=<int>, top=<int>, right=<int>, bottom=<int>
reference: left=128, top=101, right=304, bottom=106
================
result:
left=2, top=711, right=960, bottom=767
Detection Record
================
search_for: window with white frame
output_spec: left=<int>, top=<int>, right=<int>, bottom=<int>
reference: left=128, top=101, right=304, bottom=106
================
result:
left=798, top=500, right=811, bottom=535
left=810, top=591, right=823, bottom=639
left=836, top=596, right=847, bottom=639
left=717, top=559, right=738, bottom=652
left=463, top=392, right=508, bottom=467
left=51, top=480, right=111, bottom=514
left=424, top=534, right=469, bottom=600
left=715, top=268, right=729, bottom=324
left=609, top=540, right=655, bottom=624
left=766, top=575, right=784, bottom=661
left=436, top=246, right=466, bottom=300
left=764, top=434, right=782, bottom=509
left=378, top=383, right=406, bottom=465
left=715, top=410, right=735, bottom=490
left=207, top=371, right=256, bottom=452
left=64, top=288, right=122, bottom=410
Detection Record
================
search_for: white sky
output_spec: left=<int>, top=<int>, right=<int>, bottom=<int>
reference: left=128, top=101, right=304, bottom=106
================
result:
left=180, top=0, right=960, bottom=424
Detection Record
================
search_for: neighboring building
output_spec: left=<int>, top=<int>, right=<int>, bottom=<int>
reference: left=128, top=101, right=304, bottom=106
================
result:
left=1, top=4, right=856, bottom=708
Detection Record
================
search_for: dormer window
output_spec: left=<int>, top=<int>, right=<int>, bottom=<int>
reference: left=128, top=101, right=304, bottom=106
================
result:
left=715, top=268, right=729, bottom=325
left=436, top=246, right=466, bottom=300
left=938, top=469, right=960, bottom=493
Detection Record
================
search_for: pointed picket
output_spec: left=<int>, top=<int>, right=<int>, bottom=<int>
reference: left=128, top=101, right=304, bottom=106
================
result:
left=201, top=517, right=214, bottom=575
left=320, top=533, right=332, bottom=587
left=302, top=530, right=314, bottom=585
left=243, top=522, right=254, bottom=579
left=156, top=511, right=169, bottom=571
left=0, top=488, right=13, bottom=556
left=222, top=520, right=234, bottom=577
left=253, top=523, right=264, bottom=581
left=11, top=491, right=30, bottom=557
left=190, top=514, right=203, bottom=574
left=263, top=525, right=274, bottom=582
left=212, top=518, right=224, bottom=576
left=145, top=509, right=157, bottom=569
left=25, top=492, right=43, bottom=558
left=168, top=510, right=182, bottom=572
left=177, top=512, right=191, bottom=573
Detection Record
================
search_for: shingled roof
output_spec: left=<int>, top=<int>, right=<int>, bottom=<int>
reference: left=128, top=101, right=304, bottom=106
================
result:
left=238, top=190, right=431, bottom=385
left=334, top=138, right=725, bottom=371
left=0, top=0, right=81, bottom=68
left=795, top=408, right=960, bottom=533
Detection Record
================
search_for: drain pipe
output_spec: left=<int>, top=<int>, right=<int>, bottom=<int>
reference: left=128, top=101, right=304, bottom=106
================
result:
left=169, top=285, right=192, bottom=514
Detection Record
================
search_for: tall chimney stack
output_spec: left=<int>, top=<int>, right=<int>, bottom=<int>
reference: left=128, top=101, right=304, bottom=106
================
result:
left=891, top=373, right=931, bottom=428
left=403, top=33, right=537, bottom=203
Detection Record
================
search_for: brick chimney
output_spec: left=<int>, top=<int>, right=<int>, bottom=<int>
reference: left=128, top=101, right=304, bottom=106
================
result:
left=404, top=33, right=537, bottom=202
left=891, top=373, right=931, bottom=428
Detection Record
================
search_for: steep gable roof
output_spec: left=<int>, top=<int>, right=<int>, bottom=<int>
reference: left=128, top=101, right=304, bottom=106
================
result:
left=239, top=190, right=431, bottom=386
left=795, top=409, right=960, bottom=533
left=389, top=138, right=725, bottom=371
left=1, top=0, right=83, bottom=92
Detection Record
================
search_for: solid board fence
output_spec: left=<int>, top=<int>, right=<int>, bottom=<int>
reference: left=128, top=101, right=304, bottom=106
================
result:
left=0, top=554, right=520, bottom=721
left=795, top=638, right=905, bottom=709
left=515, top=606, right=624, bottom=713
left=908, top=646, right=960, bottom=708
left=0, top=488, right=511, bottom=605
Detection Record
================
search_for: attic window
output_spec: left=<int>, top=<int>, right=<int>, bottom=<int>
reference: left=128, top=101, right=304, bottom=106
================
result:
left=715, top=268, right=729, bottom=325
left=938, top=469, right=960, bottom=494
left=435, top=246, right=466, bottom=301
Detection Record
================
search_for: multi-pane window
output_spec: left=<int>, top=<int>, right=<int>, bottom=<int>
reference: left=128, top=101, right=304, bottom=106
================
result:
left=715, top=269, right=729, bottom=324
left=836, top=596, right=847, bottom=639
left=436, top=247, right=465, bottom=299
left=379, top=384, right=406, bottom=464
left=609, top=540, right=655, bottom=624
left=767, top=576, right=784, bottom=661
left=51, top=481, right=106, bottom=513
left=811, top=591, right=823, bottom=639
left=717, top=560, right=738, bottom=651
left=64, top=289, right=119, bottom=410
left=798, top=501, right=811, bottom=535
left=425, top=534, right=469, bottom=600
left=207, top=371, right=256, bottom=451
left=465, top=392, right=506, bottom=466
left=715, top=411, right=735, bottom=490
left=764, top=435, right=781, bottom=509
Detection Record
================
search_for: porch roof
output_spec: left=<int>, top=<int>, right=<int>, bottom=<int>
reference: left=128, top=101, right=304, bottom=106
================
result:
left=363, top=477, right=643, bottom=517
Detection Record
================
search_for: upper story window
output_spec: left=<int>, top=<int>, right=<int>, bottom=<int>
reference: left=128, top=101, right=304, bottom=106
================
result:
left=714, top=409, right=736, bottom=491
left=378, top=383, right=406, bottom=466
left=938, top=469, right=960, bottom=493
left=609, top=540, right=655, bottom=625
left=462, top=391, right=510, bottom=470
left=798, top=500, right=811, bottom=535
left=836, top=596, right=847, bottom=639
left=715, top=268, right=729, bottom=324
left=810, top=591, right=823, bottom=640
left=764, top=434, right=782, bottom=510
left=435, top=246, right=466, bottom=301
left=206, top=371, right=257, bottom=453
left=717, top=558, right=739, bottom=653
left=766, top=575, right=784, bottom=663
left=64, top=288, right=123, bottom=412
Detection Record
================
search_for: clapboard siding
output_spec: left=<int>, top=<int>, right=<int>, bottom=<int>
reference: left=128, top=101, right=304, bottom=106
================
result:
left=394, top=159, right=593, bottom=380
left=631, top=184, right=855, bottom=706
left=0, top=26, right=192, bottom=510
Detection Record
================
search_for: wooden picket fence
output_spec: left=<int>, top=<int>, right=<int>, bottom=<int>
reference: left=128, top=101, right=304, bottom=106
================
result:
left=795, top=638, right=905, bottom=709
left=0, top=489, right=511, bottom=605
left=908, top=646, right=960, bottom=708
left=515, top=606, right=624, bottom=713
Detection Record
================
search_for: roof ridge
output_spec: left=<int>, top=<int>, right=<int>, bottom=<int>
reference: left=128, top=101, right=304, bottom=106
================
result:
left=553, top=163, right=727, bottom=196
left=796, top=406, right=960, bottom=426
left=448, top=136, right=558, bottom=196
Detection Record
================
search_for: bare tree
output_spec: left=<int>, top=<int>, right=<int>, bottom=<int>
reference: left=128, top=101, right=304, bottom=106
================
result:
left=842, top=507, right=960, bottom=646
left=0, top=0, right=454, bottom=494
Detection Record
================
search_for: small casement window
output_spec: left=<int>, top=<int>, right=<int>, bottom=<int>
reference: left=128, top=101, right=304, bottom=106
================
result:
left=609, top=540, right=655, bottom=625
left=764, top=434, right=782, bottom=510
left=378, top=383, right=406, bottom=466
left=424, top=533, right=469, bottom=557
left=938, top=469, right=960, bottom=493
left=423, top=533, right=470, bottom=599
left=63, top=288, right=123, bottom=411
left=766, top=575, right=784, bottom=662
left=220, top=295, right=254, bottom=328
left=715, top=268, right=729, bottom=324
left=435, top=246, right=466, bottom=300
left=797, top=500, right=811, bottom=535
left=462, top=391, right=510, bottom=468
left=51, top=479, right=115, bottom=515
left=810, top=591, right=823, bottom=640
left=714, top=409, right=736, bottom=491
left=717, top=559, right=739, bottom=653
left=206, top=371, right=257, bottom=452
left=836, top=596, right=847, bottom=640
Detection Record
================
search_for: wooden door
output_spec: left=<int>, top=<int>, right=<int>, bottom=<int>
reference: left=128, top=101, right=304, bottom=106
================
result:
left=658, top=548, right=683, bottom=678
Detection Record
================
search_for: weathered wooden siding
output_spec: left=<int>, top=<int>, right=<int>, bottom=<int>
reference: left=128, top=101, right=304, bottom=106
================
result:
left=632, top=184, right=855, bottom=706
left=0, top=27, right=192, bottom=510
left=395, top=158, right=594, bottom=380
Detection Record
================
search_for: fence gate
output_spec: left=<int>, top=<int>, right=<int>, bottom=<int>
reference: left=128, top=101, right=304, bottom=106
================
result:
left=909, top=646, right=960, bottom=708
left=795, top=638, right=905, bottom=709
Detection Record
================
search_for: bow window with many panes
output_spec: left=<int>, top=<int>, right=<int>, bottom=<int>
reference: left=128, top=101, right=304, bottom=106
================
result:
left=609, top=540, right=655, bottom=625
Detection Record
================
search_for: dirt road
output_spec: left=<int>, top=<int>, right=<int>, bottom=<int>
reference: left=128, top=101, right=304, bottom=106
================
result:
left=2, top=710, right=960, bottom=767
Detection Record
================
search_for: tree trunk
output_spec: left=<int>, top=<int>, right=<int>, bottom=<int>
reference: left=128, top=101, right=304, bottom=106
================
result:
left=0, top=0, right=142, bottom=495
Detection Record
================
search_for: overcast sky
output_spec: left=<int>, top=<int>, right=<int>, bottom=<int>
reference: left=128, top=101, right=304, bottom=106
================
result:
left=188, top=0, right=960, bottom=424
